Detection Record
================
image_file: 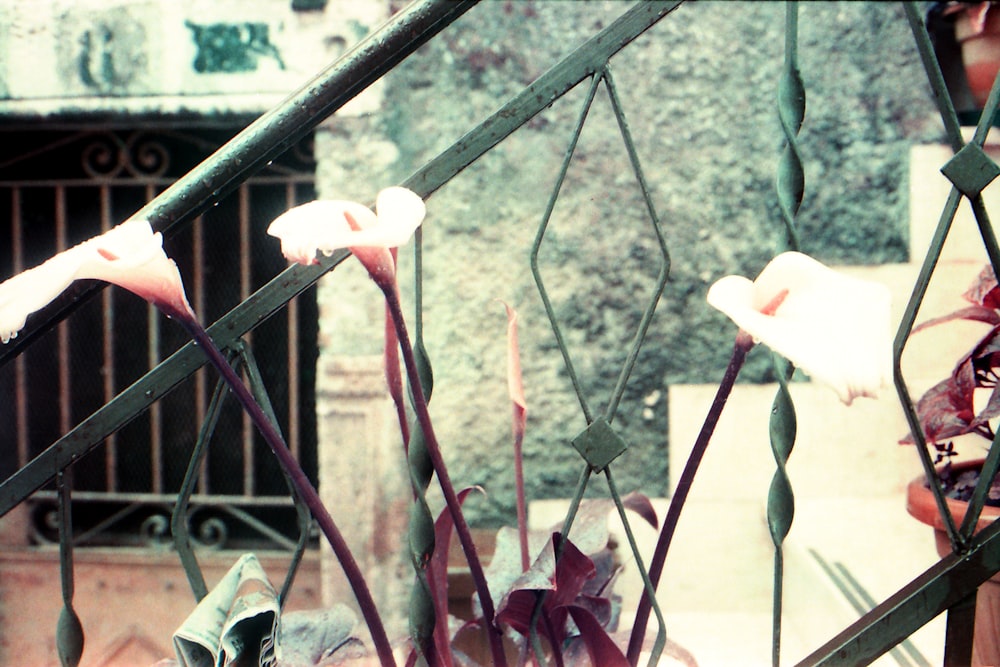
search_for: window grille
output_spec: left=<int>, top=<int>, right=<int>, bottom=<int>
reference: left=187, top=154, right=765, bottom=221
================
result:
left=0, top=127, right=319, bottom=550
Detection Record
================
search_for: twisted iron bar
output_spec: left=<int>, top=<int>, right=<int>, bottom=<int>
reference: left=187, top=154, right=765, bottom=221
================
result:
left=401, top=229, right=442, bottom=665
left=768, top=4, right=803, bottom=665
left=405, top=336, right=439, bottom=663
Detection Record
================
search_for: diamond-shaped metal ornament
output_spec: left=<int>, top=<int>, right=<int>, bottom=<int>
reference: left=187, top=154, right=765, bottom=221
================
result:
left=572, top=418, right=629, bottom=471
left=941, top=142, right=1000, bottom=198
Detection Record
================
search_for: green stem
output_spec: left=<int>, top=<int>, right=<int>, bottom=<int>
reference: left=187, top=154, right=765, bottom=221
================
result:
left=382, top=286, right=508, bottom=666
left=178, top=317, right=396, bottom=667
left=626, top=333, right=753, bottom=665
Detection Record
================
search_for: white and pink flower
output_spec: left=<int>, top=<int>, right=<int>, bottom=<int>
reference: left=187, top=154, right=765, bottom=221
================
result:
left=267, top=186, right=426, bottom=284
left=0, top=219, right=193, bottom=343
left=707, top=251, right=893, bottom=405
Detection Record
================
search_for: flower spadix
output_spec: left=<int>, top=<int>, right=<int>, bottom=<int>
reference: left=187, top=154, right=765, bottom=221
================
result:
left=267, top=186, right=425, bottom=286
left=0, top=219, right=194, bottom=343
left=707, top=251, right=892, bottom=405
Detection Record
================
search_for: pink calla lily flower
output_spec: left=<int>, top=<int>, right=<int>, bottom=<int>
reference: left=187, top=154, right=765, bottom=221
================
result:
left=0, top=219, right=194, bottom=343
left=707, top=251, right=892, bottom=405
left=266, top=186, right=426, bottom=283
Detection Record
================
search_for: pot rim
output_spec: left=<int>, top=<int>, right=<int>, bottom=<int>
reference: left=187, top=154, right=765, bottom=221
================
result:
left=906, top=458, right=1000, bottom=534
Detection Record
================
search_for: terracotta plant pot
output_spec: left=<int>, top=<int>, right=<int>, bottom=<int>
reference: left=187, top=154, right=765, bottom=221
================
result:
left=906, top=459, right=1000, bottom=667
left=955, top=3, right=1000, bottom=107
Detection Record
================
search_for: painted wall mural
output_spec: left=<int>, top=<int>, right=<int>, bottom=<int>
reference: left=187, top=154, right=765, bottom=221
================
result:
left=185, top=21, right=285, bottom=74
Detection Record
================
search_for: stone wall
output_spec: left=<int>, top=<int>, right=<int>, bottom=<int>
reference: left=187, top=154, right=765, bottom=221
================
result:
left=314, top=1, right=949, bottom=528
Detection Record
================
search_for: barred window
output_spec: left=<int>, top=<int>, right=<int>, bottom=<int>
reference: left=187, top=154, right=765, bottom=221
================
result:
left=0, top=127, right=319, bottom=550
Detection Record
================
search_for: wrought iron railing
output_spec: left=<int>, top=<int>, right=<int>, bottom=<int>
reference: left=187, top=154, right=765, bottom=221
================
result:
left=3, top=1, right=1000, bottom=665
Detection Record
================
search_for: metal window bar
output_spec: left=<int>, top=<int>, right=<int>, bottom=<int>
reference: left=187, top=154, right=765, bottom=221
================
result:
left=4, top=1, right=1000, bottom=666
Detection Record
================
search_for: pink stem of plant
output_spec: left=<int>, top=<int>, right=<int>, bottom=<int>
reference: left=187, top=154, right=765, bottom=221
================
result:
left=386, top=304, right=411, bottom=450
left=177, top=316, right=396, bottom=667
left=381, top=286, right=508, bottom=667
left=625, top=331, right=754, bottom=666
left=385, top=248, right=411, bottom=450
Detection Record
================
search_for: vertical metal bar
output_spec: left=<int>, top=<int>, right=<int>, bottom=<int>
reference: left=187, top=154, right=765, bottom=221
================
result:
left=599, top=66, right=670, bottom=423
left=56, top=470, right=84, bottom=667
left=285, top=183, right=301, bottom=460
left=605, top=468, right=666, bottom=667
left=100, top=184, right=118, bottom=492
left=193, top=214, right=209, bottom=494
left=12, top=186, right=29, bottom=467
left=235, top=342, right=310, bottom=604
left=943, top=592, right=976, bottom=667
left=770, top=4, right=804, bottom=665
left=903, top=2, right=965, bottom=154
left=173, top=368, right=234, bottom=602
left=147, top=183, right=163, bottom=494
left=55, top=186, right=71, bottom=435
left=239, top=184, right=254, bottom=496
left=287, top=291, right=300, bottom=463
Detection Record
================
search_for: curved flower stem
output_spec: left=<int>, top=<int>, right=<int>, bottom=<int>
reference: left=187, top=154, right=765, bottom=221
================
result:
left=626, top=332, right=754, bottom=665
left=176, top=316, right=396, bottom=667
left=381, top=285, right=508, bottom=666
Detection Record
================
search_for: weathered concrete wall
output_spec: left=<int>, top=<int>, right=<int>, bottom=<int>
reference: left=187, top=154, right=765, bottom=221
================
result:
left=0, top=0, right=382, bottom=118
left=315, top=1, right=947, bottom=528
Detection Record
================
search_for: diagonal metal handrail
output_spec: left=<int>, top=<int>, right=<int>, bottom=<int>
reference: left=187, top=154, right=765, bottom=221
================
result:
left=797, top=516, right=1000, bottom=666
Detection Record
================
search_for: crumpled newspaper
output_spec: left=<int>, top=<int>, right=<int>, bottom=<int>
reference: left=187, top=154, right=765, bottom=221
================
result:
left=161, top=553, right=363, bottom=667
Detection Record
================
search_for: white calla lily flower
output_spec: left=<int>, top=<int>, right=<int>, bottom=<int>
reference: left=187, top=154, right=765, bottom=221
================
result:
left=267, top=186, right=426, bottom=283
left=0, top=219, right=193, bottom=343
left=707, top=251, right=892, bottom=405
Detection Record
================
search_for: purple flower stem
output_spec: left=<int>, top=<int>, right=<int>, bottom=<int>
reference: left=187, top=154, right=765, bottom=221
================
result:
left=177, top=316, right=397, bottom=667
left=381, top=286, right=508, bottom=667
left=625, top=333, right=754, bottom=666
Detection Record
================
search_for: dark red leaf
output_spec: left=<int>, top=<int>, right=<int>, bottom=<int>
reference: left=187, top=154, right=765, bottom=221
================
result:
left=963, top=264, right=1000, bottom=308
left=566, top=607, right=630, bottom=667
left=621, top=491, right=659, bottom=530
left=495, top=534, right=596, bottom=640
left=977, top=384, right=1000, bottom=423
left=906, top=361, right=979, bottom=443
left=970, top=326, right=1000, bottom=375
